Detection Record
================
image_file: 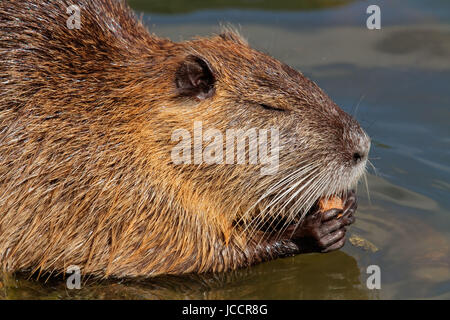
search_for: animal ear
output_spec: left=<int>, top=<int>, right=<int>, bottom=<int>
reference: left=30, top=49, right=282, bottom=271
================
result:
left=175, top=55, right=216, bottom=100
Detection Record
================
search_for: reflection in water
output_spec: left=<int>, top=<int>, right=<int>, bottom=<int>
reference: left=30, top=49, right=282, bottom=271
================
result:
left=376, top=30, right=450, bottom=57
left=0, top=250, right=369, bottom=299
left=350, top=175, right=450, bottom=299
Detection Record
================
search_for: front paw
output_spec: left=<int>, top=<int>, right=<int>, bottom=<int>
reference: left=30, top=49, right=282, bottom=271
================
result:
left=287, top=191, right=357, bottom=253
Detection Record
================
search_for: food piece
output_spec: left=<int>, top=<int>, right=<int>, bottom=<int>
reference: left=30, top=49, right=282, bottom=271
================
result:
left=319, top=196, right=344, bottom=218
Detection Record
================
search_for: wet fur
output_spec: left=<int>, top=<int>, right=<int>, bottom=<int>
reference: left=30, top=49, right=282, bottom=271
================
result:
left=0, top=0, right=369, bottom=277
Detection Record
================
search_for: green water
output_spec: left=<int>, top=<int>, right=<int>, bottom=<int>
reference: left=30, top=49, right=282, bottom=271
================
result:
left=1, top=0, right=449, bottom=299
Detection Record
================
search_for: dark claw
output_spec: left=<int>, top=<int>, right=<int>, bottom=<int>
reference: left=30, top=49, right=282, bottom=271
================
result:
left=287, top=190, right=358, bottom=254
left=343, top=215, right=355, bottom=226
left=320, top=218, right=345, bottom=237
left=318, top=228, right=346, bottom=249
left=342, top=190, right=357, bottom=226
left=321, top=236, right=347, bottom=253
left=321, top=208, right=343, bottom=222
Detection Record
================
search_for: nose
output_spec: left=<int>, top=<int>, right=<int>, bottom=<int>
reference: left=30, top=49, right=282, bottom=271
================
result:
left=352, top=151, right=365, bottom=165
left=352, top=135, right=370, bottom=165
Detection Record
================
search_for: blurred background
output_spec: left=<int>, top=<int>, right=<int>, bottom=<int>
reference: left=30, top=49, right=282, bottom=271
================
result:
left=2, top=0, right=449, bottom=299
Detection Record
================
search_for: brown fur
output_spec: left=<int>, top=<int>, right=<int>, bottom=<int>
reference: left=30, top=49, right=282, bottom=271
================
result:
left=0, top=0, right=369, bottom=277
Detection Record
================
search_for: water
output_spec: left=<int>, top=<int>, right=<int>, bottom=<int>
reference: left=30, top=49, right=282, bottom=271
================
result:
left=1, top=0, right=449, bottom=299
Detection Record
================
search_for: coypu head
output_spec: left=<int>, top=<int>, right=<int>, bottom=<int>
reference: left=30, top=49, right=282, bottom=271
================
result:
left=151, top=30, right=371, bottom=240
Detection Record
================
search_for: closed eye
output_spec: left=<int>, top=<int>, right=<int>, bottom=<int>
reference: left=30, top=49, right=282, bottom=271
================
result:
left=259, top=104, right=285, bottom=112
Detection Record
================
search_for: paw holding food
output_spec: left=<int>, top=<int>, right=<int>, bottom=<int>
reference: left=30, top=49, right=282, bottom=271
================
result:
left=319, top=196, right=344, bottom=218
left=286, top=191, right=357, bottom=253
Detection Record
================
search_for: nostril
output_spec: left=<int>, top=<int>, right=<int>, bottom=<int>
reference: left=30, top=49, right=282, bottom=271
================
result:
left=353, top=152, right=363, bottom=164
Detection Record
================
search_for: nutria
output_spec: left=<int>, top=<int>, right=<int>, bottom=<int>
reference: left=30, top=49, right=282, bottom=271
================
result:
left=0, top=0, right=370, bottom=278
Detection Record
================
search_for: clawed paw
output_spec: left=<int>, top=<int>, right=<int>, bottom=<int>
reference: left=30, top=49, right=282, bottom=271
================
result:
left=287, top=190, right=357, bottom=253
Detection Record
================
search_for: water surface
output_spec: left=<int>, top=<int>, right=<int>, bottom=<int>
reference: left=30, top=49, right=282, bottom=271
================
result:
left=1, top=0, right=449, bottom=299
